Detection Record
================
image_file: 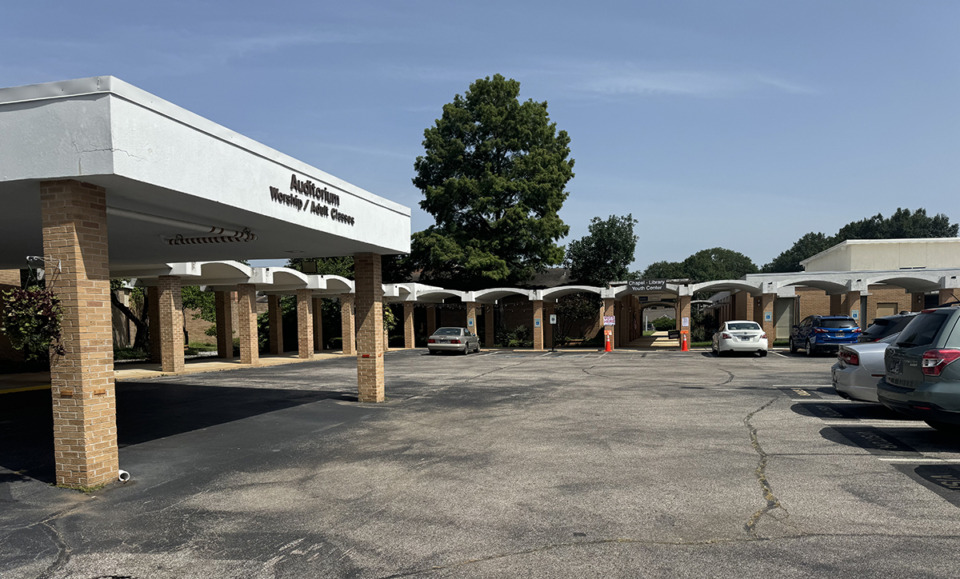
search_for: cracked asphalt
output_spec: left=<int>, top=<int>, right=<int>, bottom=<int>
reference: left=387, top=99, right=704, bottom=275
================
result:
left=3, top=348, right=960, bottom=577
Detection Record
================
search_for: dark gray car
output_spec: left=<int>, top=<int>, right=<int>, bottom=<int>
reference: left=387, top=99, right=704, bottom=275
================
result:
left=877, top=305, right=960, bottom=431
left=427, top=327, right=481, bottom=355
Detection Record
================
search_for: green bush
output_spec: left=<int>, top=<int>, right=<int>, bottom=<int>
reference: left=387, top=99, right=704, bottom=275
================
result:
left=1, top=285, right=63, bottom=363
left=652, top=318, right=676, bottom=332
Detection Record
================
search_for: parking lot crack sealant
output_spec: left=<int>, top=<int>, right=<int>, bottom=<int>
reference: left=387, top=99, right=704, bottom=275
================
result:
left=743, top=397, right=798, bottom=539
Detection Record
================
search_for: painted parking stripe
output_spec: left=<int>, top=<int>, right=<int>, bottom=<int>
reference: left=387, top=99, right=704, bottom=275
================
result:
left=880, top=458, right=960, bottom=463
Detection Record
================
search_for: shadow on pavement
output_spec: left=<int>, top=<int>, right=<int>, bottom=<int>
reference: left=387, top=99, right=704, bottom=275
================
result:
left=790, top=401, right=910, bottom=421
left=0, top=383, right=354, bottom=484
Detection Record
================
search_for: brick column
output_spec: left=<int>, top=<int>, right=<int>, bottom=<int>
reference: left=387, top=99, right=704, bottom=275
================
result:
left=215, top=290, right=235, bottom=359
left=544, top=303, right=554, bottom=349
left=602, top=298, right=615, bottom=351
left=735, top=291, right=754, bottom=322
left=157, top=276, right=185, bottom=373
left=532, top=300, right=544, bottom=351
left=313, top=297, right=324, bottom=351
left=484, top=304, right=495, bottom=347
left=355, top=254, right=384, bottom=402
left=296, top=289, right=313, bottom=359
left=340, top=295, right=356, bottom=355
left=40, top=180, right=117, bottom=488
left=237, top=283, right=259, bottom=365
left=940, top=288, right=960, bottom=306
left=403, top=302, right=415, bottom=349
left=148, top=286, right=161, bottom=363
left=465, top=301, right=478, bottom=340
left=760, top=293, right=776, bottom=343
left=828, top=294, right=843, bottom=316
left=618, top=299, right=629, bottom=344
left=832, top=291, right=861, bottom=320
left=268, top=295, right=283, bottom=355
left=677, top=295, right=692, bottom=348
left=426, top=305, right=437, bottom=335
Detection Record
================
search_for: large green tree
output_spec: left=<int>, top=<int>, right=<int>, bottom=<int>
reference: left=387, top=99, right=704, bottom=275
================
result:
left=763, top=207, right=957, bottom=273
left=411, top=74, right=575, bottom=289
left=566, top=214, right=638, bottom=286
left=640, top=248, right=758, bottom=283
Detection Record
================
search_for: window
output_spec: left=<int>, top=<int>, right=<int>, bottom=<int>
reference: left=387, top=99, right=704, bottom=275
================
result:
left=897, top=312, right=950, bottom=347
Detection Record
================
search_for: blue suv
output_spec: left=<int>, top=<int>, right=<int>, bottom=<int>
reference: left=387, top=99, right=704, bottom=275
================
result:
left=790, top=315, right=861, bottom=356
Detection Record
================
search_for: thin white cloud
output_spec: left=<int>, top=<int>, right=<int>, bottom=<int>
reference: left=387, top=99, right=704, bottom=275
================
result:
left=382, top=61, right=819, bottom=101
left=574, top=67, right=819, bottom=98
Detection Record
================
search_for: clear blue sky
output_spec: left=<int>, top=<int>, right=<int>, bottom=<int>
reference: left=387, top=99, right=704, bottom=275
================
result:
left=3, top=1, right=958, bottom=273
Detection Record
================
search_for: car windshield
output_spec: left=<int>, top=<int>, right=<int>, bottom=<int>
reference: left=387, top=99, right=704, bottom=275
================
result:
left=433, top=328, right=463, bottom=336
left=820, top=319, right=857, bottom=329
left=728, top=323, right=760, bottom=331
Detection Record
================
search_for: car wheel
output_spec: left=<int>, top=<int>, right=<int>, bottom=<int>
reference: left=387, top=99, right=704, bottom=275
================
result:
left=805, top=340, right=814, bottom=356
left=789, top=338, right=797, bottom=354
left=759, top=350, right=768, bottom=357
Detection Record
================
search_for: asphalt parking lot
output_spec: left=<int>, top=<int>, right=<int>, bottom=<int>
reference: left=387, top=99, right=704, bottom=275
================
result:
left=3, top=348, right=960, bottom=578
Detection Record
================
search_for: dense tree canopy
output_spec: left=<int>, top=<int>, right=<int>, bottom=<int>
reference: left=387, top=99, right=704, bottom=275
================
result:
left=640, top=248, right=758, bottom=283
left=286, top=255, right=412, bottom=283
left=763, top=208, right=957, bottom=273
left=566, top=214, right=638, bottom=286
left=410, top=74, right=575, bottom=289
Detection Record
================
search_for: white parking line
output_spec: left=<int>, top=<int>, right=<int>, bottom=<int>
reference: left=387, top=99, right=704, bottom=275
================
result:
left=879, top=458, right=960, bottom=463
left=819, top=419, right=930, bottom=427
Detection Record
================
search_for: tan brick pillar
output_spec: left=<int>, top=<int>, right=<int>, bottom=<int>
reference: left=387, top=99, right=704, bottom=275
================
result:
left=532, top=300, right=544, bottom=351
left=544, top=303, right=554, bottom=349
left=340, top=295, right=356, bottom=355
left=465, top=301, right=478, bottom=340
left=268, top=295, right=283, bottom=355
left=940, top=288, right=960, bottom=306
left=426, top=305, right=437, bottom=335
left=613, top=300, right=630, bottom=348
left=677, top=295, right=692, bottom=348
left=148, top=286, right=161, bottom=363
left=354, top=254, right=384, bottom=402
left=760, top=293, right=776, bottom=343
left=602, top=297, right=615, bottom=351
left=484, top=304, right=495, bottom=347
left=157, top=275, right=185, bottom=373
left=215, top=289, right=234, bottom=360
left=40, top=180, right=117, bottom=488
left=296, top=289, right=313, bottom=359
left=735, top=291, right=754, bottom=322
left=403, top=302, right=415, bottom=349
left=313, top=297, right=324, bottom=351
left=829, top=294, right=843, bottom=316
left=237, top=283, right=259, bottom=365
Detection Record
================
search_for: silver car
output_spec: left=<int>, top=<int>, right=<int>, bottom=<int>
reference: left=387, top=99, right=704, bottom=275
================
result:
left=831, top=332, right=900, bottom=402
left=427, top=327, right=481, bottom=355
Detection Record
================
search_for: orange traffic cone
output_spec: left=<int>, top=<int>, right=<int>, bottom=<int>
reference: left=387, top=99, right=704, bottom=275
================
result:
left=681, top=331, right=689, bottom=352
left=604, top=330, right=612, bottom=352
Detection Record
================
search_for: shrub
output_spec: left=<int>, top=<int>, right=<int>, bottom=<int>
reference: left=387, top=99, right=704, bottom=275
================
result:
left=1, top=286, right=63, bottom=363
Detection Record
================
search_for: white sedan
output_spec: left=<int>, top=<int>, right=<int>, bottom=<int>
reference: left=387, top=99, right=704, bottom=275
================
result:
left=712, top=321, right=768, bottom=357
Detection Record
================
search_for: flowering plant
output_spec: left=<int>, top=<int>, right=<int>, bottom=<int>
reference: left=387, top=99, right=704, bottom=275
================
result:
left=1, top=285, right=64, bottom=362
